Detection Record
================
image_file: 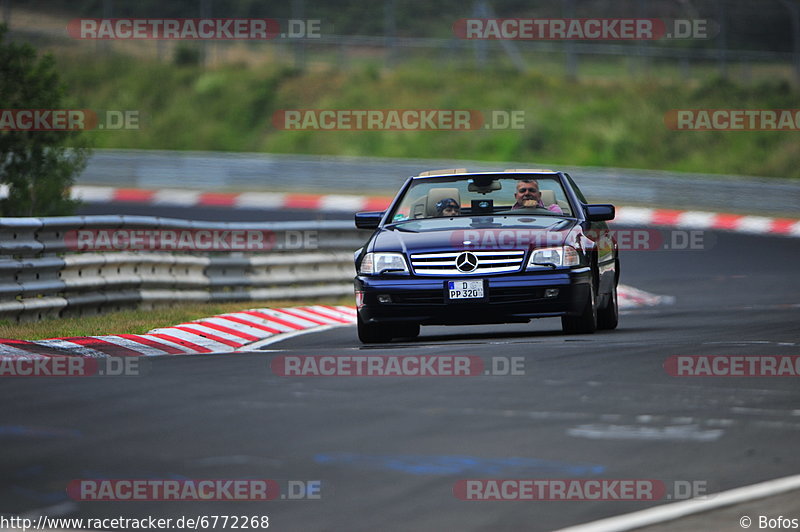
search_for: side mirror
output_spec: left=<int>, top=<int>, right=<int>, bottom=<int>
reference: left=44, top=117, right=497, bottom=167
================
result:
left=585, top=204, right=615, bottom=222
left=355, top=211, right=385, bottom=229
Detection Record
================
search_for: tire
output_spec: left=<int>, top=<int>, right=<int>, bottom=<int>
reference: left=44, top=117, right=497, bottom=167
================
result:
left=561, top=280, right=597, bottom=334
left=357, top=313, right=393, bottom=344
left=597, top=282, right=619, bottom=330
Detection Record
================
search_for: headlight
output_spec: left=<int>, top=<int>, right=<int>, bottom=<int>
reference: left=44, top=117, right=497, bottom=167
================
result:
left=526, top=246, right=580, bottom=269
left=359, top=252, right=409, bottom=275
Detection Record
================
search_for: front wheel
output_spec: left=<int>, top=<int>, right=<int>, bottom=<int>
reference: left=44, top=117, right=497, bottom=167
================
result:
left=561, top=281, right=597, bottom=334
left=597, top=283, right=619, bottom=330
left=357, top=313, right=393, bottom=344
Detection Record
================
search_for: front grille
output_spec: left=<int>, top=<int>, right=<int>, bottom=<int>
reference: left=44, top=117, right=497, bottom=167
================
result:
left=410, top=250, right=525, bottom=276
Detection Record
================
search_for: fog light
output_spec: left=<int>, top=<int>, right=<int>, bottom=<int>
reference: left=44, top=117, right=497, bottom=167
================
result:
left=544, top=288, right=559, bottom=298
left=377, top=294, right=392, bottom=303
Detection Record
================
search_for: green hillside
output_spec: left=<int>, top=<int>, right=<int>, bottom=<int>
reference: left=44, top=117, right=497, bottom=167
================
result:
left=58, top=54, right=800, bottom=179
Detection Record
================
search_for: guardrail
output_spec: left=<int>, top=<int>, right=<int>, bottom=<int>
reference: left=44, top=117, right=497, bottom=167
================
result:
left=0, top=216, right=371, bottom=322
left=76, top=150, right=800, bottom=215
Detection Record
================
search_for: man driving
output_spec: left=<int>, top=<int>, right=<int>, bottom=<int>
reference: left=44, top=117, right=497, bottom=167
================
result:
left=512, top=179, right=563, bottom=214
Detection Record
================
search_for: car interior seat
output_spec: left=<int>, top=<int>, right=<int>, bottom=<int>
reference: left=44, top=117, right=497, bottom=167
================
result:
left=540, top=189, right=570, bottom=214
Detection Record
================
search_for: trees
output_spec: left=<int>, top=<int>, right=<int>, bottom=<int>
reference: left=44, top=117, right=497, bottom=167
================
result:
left=0, top=24, right=89, bottom=216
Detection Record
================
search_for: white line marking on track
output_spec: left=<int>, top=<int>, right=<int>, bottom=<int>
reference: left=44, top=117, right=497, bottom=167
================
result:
left=553, top=474, right=800, bottom=532
left=567, top=423, right=724, bottom=442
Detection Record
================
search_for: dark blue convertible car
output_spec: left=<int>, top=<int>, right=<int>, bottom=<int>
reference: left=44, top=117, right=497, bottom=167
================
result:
left=353, top=169, right=619, bottom=343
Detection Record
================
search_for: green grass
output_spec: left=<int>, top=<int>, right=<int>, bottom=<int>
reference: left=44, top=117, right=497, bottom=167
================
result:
left=52, top=52, right=800, bottom=179
left=0, top=297, right=355, bottom=341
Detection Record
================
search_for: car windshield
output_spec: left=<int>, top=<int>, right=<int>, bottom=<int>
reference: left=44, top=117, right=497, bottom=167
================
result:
left=387, top=174, right=573, bottom=225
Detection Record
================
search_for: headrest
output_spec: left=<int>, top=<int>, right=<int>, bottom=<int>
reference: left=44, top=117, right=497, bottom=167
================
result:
left=540, top=189, right=556, bottom=207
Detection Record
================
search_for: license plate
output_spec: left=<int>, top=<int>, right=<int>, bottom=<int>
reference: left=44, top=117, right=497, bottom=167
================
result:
left=448, top=280, right=484, bottom=299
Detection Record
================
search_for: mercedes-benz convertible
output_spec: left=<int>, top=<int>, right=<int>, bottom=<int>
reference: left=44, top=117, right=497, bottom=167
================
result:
left=353, top=169, right=619, bottom=343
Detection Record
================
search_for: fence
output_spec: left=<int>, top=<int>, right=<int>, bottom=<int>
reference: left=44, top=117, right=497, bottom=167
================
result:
left=0, top=216, right=370, bottom=322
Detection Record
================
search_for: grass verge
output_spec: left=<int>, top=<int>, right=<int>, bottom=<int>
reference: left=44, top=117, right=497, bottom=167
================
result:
left=0, top=297, right=356, bottom=341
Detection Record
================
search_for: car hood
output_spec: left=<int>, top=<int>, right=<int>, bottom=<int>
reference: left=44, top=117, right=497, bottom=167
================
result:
left=370, top=219, right=581, bottom=255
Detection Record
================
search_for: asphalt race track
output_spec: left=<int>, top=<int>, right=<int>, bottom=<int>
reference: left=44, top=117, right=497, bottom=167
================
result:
left=0, top=204, right=798, bottom=531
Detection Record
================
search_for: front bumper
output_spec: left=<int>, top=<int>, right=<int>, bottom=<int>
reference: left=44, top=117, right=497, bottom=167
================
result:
left=355, top=269, right=592, bottom=326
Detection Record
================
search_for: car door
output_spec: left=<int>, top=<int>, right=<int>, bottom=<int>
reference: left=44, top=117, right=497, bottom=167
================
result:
left=564, top=173, right=617, bottom=295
